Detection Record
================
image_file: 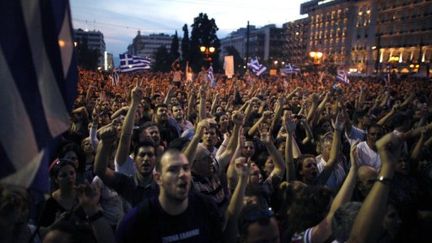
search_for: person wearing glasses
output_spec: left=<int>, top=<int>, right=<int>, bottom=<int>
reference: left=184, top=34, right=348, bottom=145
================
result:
left=237, top=204, right=280, bottom=243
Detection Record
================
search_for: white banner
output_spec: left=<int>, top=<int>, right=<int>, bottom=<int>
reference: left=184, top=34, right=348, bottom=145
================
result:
left=224, top=55, right=234, bottom=78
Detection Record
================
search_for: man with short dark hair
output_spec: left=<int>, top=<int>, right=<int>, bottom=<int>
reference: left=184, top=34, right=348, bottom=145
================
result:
left=115, top=150, right=224, bottom=243
left=238, top=204, right=280, bottom=243
left=154, top=104, right=179, bottom=145
left=356, top=124, right=384, bottom=171
left=94, top=124, right=158, bottom=207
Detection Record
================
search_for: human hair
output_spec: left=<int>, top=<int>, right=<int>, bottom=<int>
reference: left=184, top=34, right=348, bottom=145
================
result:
left=287, top=185, right=333, bottom=234
left=47, top=220, right=96, bottom=243
left=49, top=159, right=77, bottom=179
left=238, top=204, right=274, bottom=242
left=156, top=149, right=183, bottom=172
left=156, top=103, right=168, bottom=110
left=133, top=139, right=156, bottom=158
left=332, top=202, right=362, bottom=242
left=57, top=142, right=85, bottom=173
left=141, top=120, right=157, bottom=129
left=366, top=123, right=384, bottom=134
left=295, top=154, right=316, bottom=180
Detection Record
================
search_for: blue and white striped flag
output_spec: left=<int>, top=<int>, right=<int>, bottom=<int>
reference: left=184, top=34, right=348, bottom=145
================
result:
left=247, top=57, right=267, bottom=76
left=280, top=63, right=301, bottom=75
left=119, top=54, right=151, bottom=72
left=110, top=69, right=120, bottom=85
left=208, top=65, right=216, bottom=87
left=336, top=69, right=350, bottom=84
left=0, top=0, right=77, bottom=192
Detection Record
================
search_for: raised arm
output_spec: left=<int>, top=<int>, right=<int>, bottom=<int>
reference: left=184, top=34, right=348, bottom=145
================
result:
left=183, top=119, right=207, bottom=165
left=316, top=113, right=344, bottom=185
left=270, top=96, right=285, bottom=135
left=210, top=93, right=220, bottom=115
left=283, top=112, right=296, bottom=181
left=94, top=124, right=118, bottom=185
left=310, top=143, right=359, bottom=243
left=218, top=111, right=244, bottom=175
left=260, top=129, right=286, bottom=180
left=348, top=133, right=403, bottom=243
left=115, top=83, right=142, bottom=167
left=223, top=157, right=250, bottom=243
left=248, top=110, right=272, bottom=136
left=198, top=85, right=207, bottom=121
left=377, top=104, right=399, bottom=126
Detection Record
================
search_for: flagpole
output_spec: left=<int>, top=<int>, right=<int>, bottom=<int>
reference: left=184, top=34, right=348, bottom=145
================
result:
left=246, top=21, right=250, bottom=64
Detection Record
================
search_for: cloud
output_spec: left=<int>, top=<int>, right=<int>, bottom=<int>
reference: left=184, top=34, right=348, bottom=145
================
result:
left=71, top=0, right=304, bottom=56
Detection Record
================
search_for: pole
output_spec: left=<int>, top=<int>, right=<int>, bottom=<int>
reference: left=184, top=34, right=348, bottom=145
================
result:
left=375, top=33, right=381, bottom=74
left=246, top=21, right=250, bottom=64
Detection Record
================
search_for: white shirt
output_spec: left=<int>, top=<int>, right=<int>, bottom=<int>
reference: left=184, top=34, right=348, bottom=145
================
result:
left=356, top=141, right=381, bottom=172
left=316, top=155, right=346, bottom=190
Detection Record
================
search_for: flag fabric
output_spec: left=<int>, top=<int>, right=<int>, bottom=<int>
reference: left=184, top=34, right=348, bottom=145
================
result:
left=208, top=65, right=216, bottom=87
left=119, top=54, right=151, bottom=72
left=247, top=57, right=267, bottom=76
left=336, top=69, right=350, bottom=84
left=110, top=70, right=120, bottom=85
left=385, top=73, right=391, bottom=86
left=0, top=0, right=77, bottom=192
left=280, top=63, right=301, bottom=75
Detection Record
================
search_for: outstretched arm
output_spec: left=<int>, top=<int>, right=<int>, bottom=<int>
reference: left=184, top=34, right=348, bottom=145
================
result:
left=316, top=113, right=344, bottom=185
left=94, top=124, right=118, bottom=185
left=223, top=157, right=250, bottom=242
left=283, top=112, right=296, bottom=181
left=310, top=143, right=359, bottom=243
left=348, top=133, right=403, bottom=243
left=115, top=82, right=142, bottom=167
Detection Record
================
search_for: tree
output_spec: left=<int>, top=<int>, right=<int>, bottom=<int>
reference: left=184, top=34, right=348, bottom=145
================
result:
left=170, top=31, right=180, bottom=62
left=76, top=37, right=100, bottom=70
left=181, top=24, right=190, bottom=64
left=224, top=46, right=245, bottom=74
left=152, top=46, right=171, bottom=72
left=190, top=13, right=221, bottom=72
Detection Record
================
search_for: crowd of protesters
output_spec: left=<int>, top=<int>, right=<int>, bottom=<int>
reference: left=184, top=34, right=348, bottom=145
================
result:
left=1, top=65, right=432, bottom=243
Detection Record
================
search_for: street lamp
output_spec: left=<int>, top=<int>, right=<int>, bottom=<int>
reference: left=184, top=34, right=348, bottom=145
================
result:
left=200, top=45, right=216, bottom=63
left=309, top=51, right=323, bottom=65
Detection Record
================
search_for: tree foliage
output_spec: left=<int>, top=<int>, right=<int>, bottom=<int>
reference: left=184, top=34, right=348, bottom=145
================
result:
left=152, top=45, right=171, bottom=72
left=170, top=31, right=180, bottom=61
left=181, top=24, right=190, bottom=63
left=76, top=37, right=100, bottom=70
left=190, top=13, right=220, bottom=72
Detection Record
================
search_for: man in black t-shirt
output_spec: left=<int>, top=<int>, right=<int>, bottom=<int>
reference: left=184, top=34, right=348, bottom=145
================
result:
left=116, top=150, right=223, bottom=243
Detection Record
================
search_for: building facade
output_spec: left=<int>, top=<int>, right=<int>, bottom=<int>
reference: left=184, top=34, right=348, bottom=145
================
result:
left=220, top=24, right=284, bottom=64
left=74, top=29, right=106, bottom=67
left=283, top=17, right=310, bottom=65
left=375, top=0, right=432, bottom=75
left=300, top=0, right=432, bottom=76
left=127, top=31, right=174, bottom=58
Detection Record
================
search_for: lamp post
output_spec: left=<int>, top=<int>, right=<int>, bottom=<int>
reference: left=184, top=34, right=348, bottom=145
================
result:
left=309, top=51, right=323, bottom=72
left=309, top=51, right=323, bottom=65
left=200, top=45, right=215, bottom=64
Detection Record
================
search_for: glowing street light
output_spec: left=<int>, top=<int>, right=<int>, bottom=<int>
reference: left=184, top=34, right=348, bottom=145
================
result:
left=309, top=51, right=323, bottom=64
left=200, top=45, right=216, bottom=63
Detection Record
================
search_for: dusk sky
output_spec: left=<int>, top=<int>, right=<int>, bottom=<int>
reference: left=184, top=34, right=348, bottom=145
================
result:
left=70, top=0, right=306, bottom=57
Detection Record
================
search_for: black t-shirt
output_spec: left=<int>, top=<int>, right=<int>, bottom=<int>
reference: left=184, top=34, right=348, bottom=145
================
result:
left=116, top=193, right=223, bottom=243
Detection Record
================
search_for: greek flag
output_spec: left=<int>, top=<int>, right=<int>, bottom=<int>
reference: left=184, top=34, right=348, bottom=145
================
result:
left=336, top=69, right=350, bottom=84
left=281, top=64, right=301, bottom=75
left=208, top=65, right=216, bottom=87
left=247, top=57, right=267, bottom=76
left=119, top=54, right=151, bottom=72
left=110, top=69, right=120, bottom=85
left=0, top=0, right=77, bottom=192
